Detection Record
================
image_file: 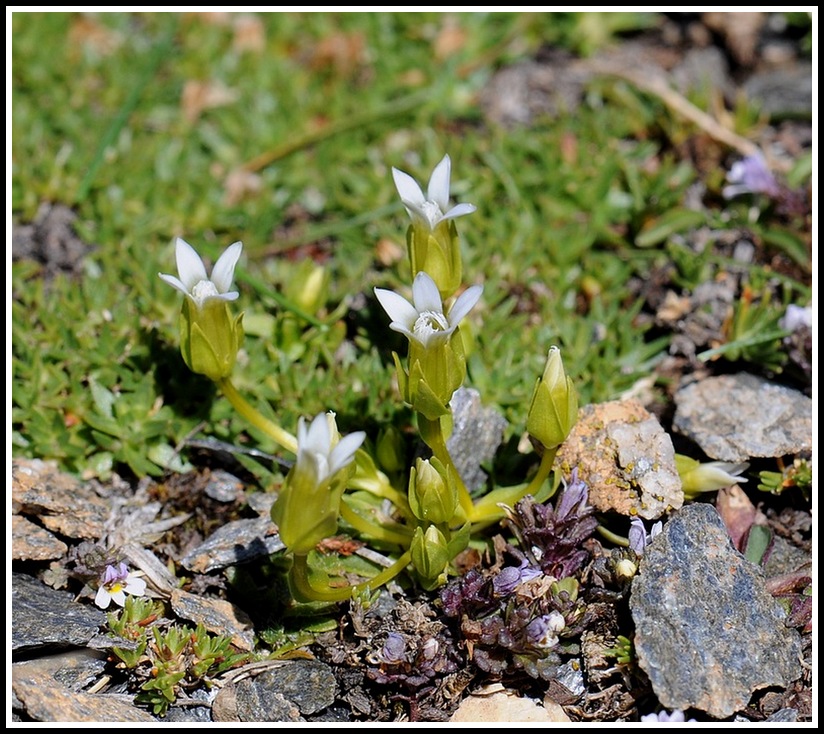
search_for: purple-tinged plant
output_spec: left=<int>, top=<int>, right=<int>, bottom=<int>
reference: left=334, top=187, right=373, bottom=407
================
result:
left=504, top=469, right=599, bottom=579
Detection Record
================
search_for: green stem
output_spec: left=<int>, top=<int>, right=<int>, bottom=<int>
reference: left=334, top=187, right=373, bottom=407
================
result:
left=468, top=447, right=558, bottom=525
left=596, top=523, right=630, bottom=547
left=216, top=378, right=298, bottom=454
left=339, top=502, right=413, bottom=547
left=289, top=551, right=412, bottom=603
left=418, top=414, right=474, bottom=519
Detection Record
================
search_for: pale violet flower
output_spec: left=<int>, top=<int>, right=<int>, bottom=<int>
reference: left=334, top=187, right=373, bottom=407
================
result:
left=525, top=610, right=566, bottom=649
left=159, top=237, right=242, bottom=310
left=780, top=304, right=812, bottom=332
left=628, top=518, right=663, bottom=556
left=296, top=412, right=366, bottom=489
left=374, top=271, right=483, bottom=350
left=392, top=154, right=476, bottom=231
left=640, top=709, right=695, bottom=722
left=722, top=154, right=780, bottom=200
left=94, top=563, right=147, bottom=610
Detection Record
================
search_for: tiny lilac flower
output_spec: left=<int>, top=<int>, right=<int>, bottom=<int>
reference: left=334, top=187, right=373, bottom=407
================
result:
left=94, top=563, right=147, bottom=610
left=392, top=154, right=476, bottom=232
left=381, top=632, right=408, bottom=664
left=493, top=559, right=543, bottom=597
left=722, top=154, right=780, bottom=200
left=628, top=518, right=663, bottom=556
left=159, top=237, right=242, bottom=310
left=525, top=610, right=566, bottom=649
left=374, top=271, right=483, bottom=350
left=780, top=304, right=812, bottom=332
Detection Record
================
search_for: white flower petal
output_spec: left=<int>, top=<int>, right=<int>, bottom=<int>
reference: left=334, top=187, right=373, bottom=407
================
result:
left=211, top=241, right=243, bottom=294
left=158, top=273, right=191, bottom=297
left=375, top=288, right=419, bottom=330
left=110, top=589, right=127, bottom=607
left=94, top=586, right=112, bottom=609
left=446, top=284, right=483, bottom=326
left=329, top=431, right=366, bottom=475
left=392, top=167, right=426, bottom=208
left=441, top=202, right=477, bottom=222
left=303, top=412, right=332, bottom=457
left=174, top=237, right=209, bottom=292
left=427, top=154, right=452, bottom=212
left=411, top=272, right=443, bottom=314
left=124, top=576, right=147, bottom=596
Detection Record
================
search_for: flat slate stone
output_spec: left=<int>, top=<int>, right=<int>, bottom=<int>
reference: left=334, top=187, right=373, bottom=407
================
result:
left=673, top=373, right=812, bottom=462
left=180, top=516, right=285, bottom=574
left=11, top=514, right=68, bottom=561
left=12, top=458, right=109, bottom=539
left=630, top=503, right=801, bottom=718
left=212, top=660, right=336, bottom=722
left=12, top=572, right=106, bottom=652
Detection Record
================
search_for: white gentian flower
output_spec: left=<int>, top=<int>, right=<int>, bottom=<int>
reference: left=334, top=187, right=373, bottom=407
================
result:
left=374, top=271, right=483, bottom=350
left=94, top=563, right=147, bottom=610
left=295, top=412, right=366, bottom=489
left=159, top=237, right=242, bottom=310
left=392, top=154, right=476, bottom=232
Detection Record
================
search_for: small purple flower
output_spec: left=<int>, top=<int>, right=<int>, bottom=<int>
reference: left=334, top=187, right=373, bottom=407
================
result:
left=555, top=467, right=590, bottom=521
left=779, top=304, right=812, bottom=332
left=722, top=154, right=780, bottom=200
left=381, top=632, right=408, bottom=664
left=493, top=559, right=543, bottom=596
left=94, top=562, right=147, bottom=609
left=640, top=709, right=695, bottom=722
left=628, top=518, right=662, bottom=556
left=525, top=611, right=566, bottom=650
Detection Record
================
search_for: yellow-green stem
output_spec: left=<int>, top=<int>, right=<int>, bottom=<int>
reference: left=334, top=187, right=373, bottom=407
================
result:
left=468, top=447, right=558, bottom=525
left=340, top=502, right=413, bottom=547
left=217, top=377, right=298, bottom=454
left=290, top=551, right=413, bottom=603
left=597, top=523, right=630, bottom=547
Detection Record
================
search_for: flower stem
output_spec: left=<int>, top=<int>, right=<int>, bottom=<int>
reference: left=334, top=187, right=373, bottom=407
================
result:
left=339, top=502, right=413, bottom=547
left=596, top=523, right=630, bottom=547
left=289, top=551, right=412, bottom=603
left=469, top=447, right=558, bottom=525
left=216, top=378, right=298, bottom=454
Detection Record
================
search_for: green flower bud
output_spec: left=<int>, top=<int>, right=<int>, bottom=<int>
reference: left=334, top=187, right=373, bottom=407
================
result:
left=410, top=525, right=450, bottom=589
left=408, top=457, right=459, bottom=524
left=526, top=346, right=578, bottom=450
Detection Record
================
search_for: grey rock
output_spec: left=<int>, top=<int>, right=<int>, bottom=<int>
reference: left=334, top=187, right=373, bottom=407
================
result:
left=12, top=573, right=106, bottom=652
left=673, top=373, right=812, bottom=461
left=631, top=503, right=802, bottom=718
left=164, top=689, right=214, bottom=723
left=744, top=63, right=813, bottom=119
left=11, top=514, right=68, bottom=561
left=212, top=661, right=336, bottom=722
left=13, top=656, right=152, bottom=723
left=12, top=459, right=109, bottom=540
left=447, top=387, right=508, bottom=492
left=672, top=46, right=734, bottom=98
left=180, top=516, right=285, bottom=573
left=204, top=469, right=246, bottom=502
left=170, top=588, right=255, bottom=652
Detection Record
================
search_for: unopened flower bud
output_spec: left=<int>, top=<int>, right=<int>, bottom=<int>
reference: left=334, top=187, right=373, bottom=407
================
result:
left=410, top=525, right=450, bottom=590
left=526, top=346, right=578, bottom=450
left=408, top=457, right=459, bottom=525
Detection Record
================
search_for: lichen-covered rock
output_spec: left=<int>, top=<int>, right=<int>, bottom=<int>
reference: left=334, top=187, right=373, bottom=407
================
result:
left=556, top=400, right=683, bottom=520
left=630, top=503, right=802, bottom=718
